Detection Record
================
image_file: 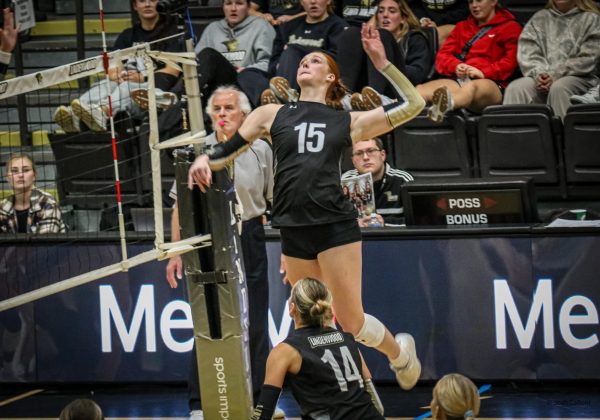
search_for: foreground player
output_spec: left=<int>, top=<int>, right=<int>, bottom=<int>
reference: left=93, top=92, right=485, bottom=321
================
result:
left=251, top=277, right=384, bottom=420
left=188, top=24, right=425, bottom=388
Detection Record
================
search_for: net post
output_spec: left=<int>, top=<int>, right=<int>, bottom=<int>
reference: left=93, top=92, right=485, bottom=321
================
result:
left=174, top=150, right=253, bottom=419
left=145, top=50, right=165, bottom=249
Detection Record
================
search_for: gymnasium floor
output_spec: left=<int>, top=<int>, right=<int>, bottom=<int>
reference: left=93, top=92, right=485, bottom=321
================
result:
left=1, top=381, right=599, bottom=419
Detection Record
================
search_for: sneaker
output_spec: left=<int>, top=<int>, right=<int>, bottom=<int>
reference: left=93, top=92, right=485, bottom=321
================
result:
left=390, top=333, right=421, bottom=390
left=427, top=86, right=453, bottom=122
left=53, top=105, right=79, bottom=133
left=361, top=86, right=383, bottom=109
left=131, top=88, right=178, bottom=110
left=189, top=409, right=204, bottom=420
left=570, top=85, right=600, bottom=104
left=261, top=88, right=280, bottom=105
left=350, top=92, right=369, bottom=111
left=270, top=76, right=299, bottom=103
left=71, top=99, right=106, bottom=132
left=273, top=406, right=286, bottom=419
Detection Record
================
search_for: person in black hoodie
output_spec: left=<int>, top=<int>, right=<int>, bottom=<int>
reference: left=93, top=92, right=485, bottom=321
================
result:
left=408, top=0, right=469, bottom=44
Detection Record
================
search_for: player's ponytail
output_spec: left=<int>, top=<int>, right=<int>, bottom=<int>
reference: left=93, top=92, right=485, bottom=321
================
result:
left=291, top=278, right=334, bottom=328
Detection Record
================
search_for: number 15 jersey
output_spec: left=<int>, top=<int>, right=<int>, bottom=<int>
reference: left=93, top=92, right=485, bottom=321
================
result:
left=270, top=101, right=357, bottom=228
left=284, top=326, right=384, bottom=420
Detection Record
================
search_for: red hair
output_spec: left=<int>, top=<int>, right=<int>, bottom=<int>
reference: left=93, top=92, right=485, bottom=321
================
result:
left=319, top=52, right=349, bottom=102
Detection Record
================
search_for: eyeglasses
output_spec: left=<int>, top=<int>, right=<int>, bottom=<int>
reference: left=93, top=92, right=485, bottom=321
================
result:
left=352, top=148, right=382, bottom=158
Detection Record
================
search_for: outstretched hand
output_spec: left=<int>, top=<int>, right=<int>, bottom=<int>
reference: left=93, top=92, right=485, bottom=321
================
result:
left=361, top=23, right=388, bottom=71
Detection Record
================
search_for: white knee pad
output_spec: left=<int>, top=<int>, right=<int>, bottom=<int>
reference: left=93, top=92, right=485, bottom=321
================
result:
left=354, top=314, right=385, bottom=348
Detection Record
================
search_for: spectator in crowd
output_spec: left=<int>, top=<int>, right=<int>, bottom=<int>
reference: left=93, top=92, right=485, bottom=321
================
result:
left=191, top=0, right=276, bottom=108
left=261, top=0, right=348, bottom=103
left=408, top=0, right=470, bottom=44
left=251, top=277, right=385, bottom=420
left=59, top=398, right=103, bottom=420
left=342, top=138, right=413, bottom=226
left=0, top=8, right=17, bottom=81
left=249, top=0, right=305, bottom=26
left=53, top=0, right=182, bottom=133
left=503, top=0, right=600, bottom=119
left=336, top=0, right=432, bottom=108
left=166, top=86, right=281, bottom=420
left=430, top=373, right=481, bottom=420
left=416, top=0, right=521, bottom=122
left=1, top=153, right=66, bottom=234
left=571, top=83, right=600, bottom=104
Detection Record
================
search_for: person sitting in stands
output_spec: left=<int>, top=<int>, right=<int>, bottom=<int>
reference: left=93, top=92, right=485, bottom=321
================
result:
left=0, top=8, right=17, bottom=81
left=416, top=0, right=521, bottom=122
left=503, top=0, right=600, bottom=119
left=342, top=138, right=413, bottom=226
left=408, top=0, right=470, bottom=45
left=0, top=153, right=66, bottom=234
left=430, top=373, right=481, bottom=420
left=59, top=398, right=103, bottom=420
left=53, top=0, right=181, bottom=133
left=259, top=0, right=348, bottom=104
left=192, top=0, right=276, bottom=108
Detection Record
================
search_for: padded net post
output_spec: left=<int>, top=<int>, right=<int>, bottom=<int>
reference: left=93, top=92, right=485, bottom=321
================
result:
left=174, top=149, right=253, bottom=419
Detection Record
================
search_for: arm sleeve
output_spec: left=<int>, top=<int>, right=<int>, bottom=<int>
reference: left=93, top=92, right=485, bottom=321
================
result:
left=248, top=21, right=277, bottom=72
left=551, top=18, right=600, bottom=79
left=268, top=24, right=287, bottom=75
left=403, top=32, right=432, bottom=85
left=435, top=23, right=463, bottom=76
left=516, top=17, right=548, bottom=78
left=251, top=385, right=282, bottom=420
left=477, top=22, right=521, bottom=82
left=380, top=62, right=426, bottom=128
left=207, top=131, right=252, bottom=170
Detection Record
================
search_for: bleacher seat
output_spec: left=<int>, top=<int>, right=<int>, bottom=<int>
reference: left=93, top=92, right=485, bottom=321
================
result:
left=563, top=104, right=600, bottom=199
left=49, top=132, right=144, bottom=210
left=476, top=104, right=566, bottom=200
left=391, top=112, right=474, bottom=179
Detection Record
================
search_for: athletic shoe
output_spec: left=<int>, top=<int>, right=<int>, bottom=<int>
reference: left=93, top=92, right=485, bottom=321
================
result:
left=261, top=88, right=280, bottom=105
left=71, top=99, right=106, bottom=132
left=53, top=105, right=79, bottom=133
left=189, top=410, right=204, bottom=420
left=390, top=333, right=421, bottom=390
left=427, top=86, right=453, bottom=122
left=350, top=92, right=369, bottom=111
left=131, top=88, right=178, bottom=110
left=361, top=86, right=383, bottom=109
left=273, top=406, right=286, bottom=419
left=570, top=85, right=600, bottom=104
left=270, top=76, right=299, bottom=103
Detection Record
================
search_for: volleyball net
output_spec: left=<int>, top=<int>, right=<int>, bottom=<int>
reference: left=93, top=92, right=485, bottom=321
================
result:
left=0, top=38, right=209, bottom=311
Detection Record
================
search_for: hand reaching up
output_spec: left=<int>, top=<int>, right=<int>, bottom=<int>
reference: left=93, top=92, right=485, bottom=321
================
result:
left=361, top=23, right=388, bottom=71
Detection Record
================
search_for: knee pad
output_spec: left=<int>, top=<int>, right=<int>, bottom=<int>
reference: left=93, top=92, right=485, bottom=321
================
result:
left=354, top=314, right=385, bottom=348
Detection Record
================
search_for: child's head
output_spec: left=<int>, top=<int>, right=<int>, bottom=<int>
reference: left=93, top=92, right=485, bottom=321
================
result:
left=431, top=374, right=480, bottom=420
left=59, top=398, right=103, bottom=420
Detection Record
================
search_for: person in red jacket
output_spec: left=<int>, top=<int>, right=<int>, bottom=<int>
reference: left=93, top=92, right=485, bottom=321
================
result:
left=415, top=0, right=521, bottom=122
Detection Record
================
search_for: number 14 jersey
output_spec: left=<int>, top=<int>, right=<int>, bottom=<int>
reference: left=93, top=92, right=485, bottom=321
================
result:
left=284, top=326, right=384, bottom=420
left=270, top=101, right=357, bottom=228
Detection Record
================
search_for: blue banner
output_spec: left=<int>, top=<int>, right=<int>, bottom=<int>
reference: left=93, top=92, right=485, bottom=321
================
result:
left=1, top=234, right=599, bottom=383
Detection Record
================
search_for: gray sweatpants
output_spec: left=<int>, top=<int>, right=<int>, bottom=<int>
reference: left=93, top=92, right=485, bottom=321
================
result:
left=503, top=75, right=594, bottom=119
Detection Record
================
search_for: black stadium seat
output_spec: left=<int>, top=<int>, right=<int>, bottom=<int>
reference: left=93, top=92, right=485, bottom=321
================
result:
left=476, top=104, right=566, bottom=199
left=391, top=112, right=473, bottom=179
left=563, top=104, right=600, bottom=199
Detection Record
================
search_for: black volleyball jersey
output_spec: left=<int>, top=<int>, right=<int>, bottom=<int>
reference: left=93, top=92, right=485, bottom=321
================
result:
left=270, top=101, right=358, bottom=227
left=284, top=326, right=384, bottom=420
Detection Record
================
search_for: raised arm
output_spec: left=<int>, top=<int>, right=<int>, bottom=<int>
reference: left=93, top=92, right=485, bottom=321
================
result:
left=187, top=104, right=281, bottom=191
left=349, top=24, right=425, bottom=143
